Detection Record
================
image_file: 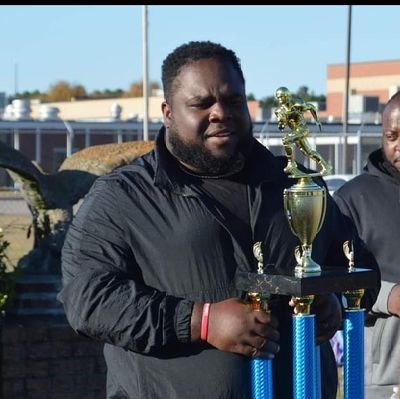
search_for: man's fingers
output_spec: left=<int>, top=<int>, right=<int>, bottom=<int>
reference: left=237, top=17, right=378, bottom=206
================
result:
left=248, top=338, right=280, bottom=359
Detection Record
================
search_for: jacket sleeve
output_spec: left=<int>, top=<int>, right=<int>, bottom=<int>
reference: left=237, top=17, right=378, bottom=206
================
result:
left=332, top=191, right=381, bottom=312
left=58, top=177, right=193, bottom=354
left=371, top=280, right=396, bottom=315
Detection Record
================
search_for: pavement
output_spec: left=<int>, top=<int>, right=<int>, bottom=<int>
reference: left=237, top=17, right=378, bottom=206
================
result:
left=0, top=196, right=30, bottom=215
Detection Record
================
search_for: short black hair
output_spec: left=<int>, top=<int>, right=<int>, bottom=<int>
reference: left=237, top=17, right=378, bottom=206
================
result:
left=161, top=40, right=245, bottom=103
left=386, top=90, right=400, bottom=108
left=383, top=91, right=400, bottom=120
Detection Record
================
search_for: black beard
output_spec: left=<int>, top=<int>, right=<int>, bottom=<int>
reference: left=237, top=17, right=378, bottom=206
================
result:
left=167, top=126, right=253, bottom=176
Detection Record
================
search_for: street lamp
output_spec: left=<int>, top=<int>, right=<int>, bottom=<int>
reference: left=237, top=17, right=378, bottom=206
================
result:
left=342, top=5, right=352, bottom=174
left=142, top=5, right=149, bottom=141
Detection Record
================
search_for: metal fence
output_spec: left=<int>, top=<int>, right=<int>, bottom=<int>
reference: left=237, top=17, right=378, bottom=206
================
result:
left=0, top=119, right=382, bottom=177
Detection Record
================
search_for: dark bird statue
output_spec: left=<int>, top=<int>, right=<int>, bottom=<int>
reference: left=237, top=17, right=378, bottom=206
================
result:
left=0, top=140, right=154, bottom=274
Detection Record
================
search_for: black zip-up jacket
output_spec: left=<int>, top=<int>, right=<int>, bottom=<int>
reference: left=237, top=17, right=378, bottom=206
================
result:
left=58, top=129, right=365, bottom=398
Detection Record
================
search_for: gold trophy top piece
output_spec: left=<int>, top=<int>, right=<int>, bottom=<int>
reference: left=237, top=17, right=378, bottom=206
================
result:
left=343, top=240, right=355, bottom=272
left=342, top=240, right=365, bottom=309
left=274, top=86, right=332, bottom=178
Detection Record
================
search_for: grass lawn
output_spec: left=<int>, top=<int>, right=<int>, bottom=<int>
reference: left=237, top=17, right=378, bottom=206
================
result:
left=337, top=367, right=343, bottom=398
left=0, top=214, right=33, bottom=270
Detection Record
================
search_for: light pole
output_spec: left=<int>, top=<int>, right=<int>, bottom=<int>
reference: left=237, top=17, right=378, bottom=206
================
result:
left=142, top=5, right=149, bottom=141
left=342, top=5, right=352, bottom=174
left=14, top=63, right=19, bottom=96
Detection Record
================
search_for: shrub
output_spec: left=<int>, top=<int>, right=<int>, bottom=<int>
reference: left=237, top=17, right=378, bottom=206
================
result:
left=0, top=227, right=20, bottom=313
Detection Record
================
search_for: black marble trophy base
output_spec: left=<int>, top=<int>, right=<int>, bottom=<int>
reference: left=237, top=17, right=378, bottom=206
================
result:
left=236, top=267, right=377, bottom=297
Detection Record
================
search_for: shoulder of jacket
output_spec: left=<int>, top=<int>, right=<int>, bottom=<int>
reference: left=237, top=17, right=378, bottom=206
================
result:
left=334, top=173, right=374, bottom=198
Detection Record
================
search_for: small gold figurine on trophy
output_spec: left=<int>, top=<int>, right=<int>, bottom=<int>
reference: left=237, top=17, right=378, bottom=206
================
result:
left=343, top=240, right=355, bottom=272
left=275, top=86, right=332, bottom=177
left=276, top=87, right=331, bottom=275
left=247, top=242, right=270, bottom=313
left=342, top=240, right=365, bottom=309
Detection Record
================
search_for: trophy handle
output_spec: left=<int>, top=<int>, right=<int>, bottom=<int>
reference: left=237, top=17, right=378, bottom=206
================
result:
left=300, top=190, right=326, bottom=274
left=294, top=245, right=303, bottom=265
left=316, top=187, right=327, bottom=236
left=283, top=191, right=298, bottom=238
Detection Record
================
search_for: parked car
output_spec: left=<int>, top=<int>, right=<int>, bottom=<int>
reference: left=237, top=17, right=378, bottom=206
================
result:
left=323, top=174, right=356, bottom=196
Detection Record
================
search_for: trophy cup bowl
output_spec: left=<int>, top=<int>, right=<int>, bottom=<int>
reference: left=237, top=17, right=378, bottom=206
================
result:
left=284, top=176, right=327, bottom=275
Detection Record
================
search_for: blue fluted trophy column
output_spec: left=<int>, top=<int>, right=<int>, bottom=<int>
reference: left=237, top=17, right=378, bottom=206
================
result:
left=246, top=243, right=274, bottom=399
left=291, top=295, right=319, bottom=399
left=342, top=241, right=366, bottom=399
left=247, top=291, right=274, bottom=399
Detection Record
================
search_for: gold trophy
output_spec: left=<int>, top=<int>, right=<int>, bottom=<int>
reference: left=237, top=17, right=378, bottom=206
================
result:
left=235, top=88, right=378, bottom=398
left=275, top=87, right=332, bottom=276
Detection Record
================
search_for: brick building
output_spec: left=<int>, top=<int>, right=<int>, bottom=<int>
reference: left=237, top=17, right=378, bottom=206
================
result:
left=324, top=59, right=400, bottom=122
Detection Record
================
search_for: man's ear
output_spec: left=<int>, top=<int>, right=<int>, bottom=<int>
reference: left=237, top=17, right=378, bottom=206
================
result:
left=162, top=101, right=171, bottom=127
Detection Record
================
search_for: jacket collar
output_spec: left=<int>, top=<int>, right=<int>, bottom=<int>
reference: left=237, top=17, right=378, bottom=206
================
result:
left=367, top=148, right=400, bottom=184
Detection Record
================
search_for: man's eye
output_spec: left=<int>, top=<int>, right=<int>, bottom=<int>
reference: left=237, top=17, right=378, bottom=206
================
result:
left=386, top=133, right=398, bottom=141
left=193, top=102, right=211, bottom=109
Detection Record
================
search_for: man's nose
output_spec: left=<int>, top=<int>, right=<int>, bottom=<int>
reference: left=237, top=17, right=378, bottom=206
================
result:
left=209, top=102, right=232, bottom=122
left=394, top=136, right=400, bottom=151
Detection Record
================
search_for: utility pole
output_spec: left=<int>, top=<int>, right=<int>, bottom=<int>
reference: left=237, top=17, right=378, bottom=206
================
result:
left=142, top=5, right=149, bottom=140
left=14, top=63, right=18, bottom=96
left=342, top=5, right=352, bottom=174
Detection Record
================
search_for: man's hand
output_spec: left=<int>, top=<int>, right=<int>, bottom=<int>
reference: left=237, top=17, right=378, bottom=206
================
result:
left=206, top=298, right=280, bottom=359
left=388, top=283, right=400, bottom=316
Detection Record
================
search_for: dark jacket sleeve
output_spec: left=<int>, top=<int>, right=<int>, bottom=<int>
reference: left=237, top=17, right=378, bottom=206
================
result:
left=57, top=178, right=193, bottom=354
left=333, top=191, right=380, bottom=311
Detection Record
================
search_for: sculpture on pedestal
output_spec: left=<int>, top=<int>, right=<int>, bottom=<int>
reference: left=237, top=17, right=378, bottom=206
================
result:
left=0, top=140, right=154, bottom=274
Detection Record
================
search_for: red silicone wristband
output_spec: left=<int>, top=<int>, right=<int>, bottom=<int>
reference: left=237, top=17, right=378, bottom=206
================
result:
left=200, top=303, right=211, bottom=342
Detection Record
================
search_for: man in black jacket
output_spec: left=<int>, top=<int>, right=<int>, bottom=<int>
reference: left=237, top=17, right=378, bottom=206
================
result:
left=58, top=40, right=369, bottom=398
left=334, top=91, right=400, bottom=398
